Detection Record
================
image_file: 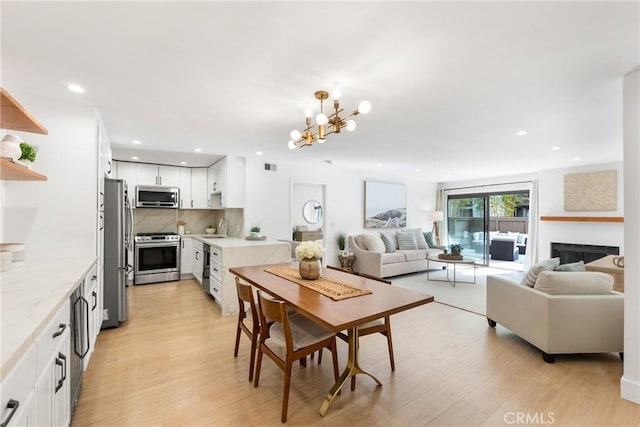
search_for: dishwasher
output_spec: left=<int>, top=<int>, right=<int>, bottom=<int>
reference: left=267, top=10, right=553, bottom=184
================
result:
left=202, top=243, right=210, bottom=293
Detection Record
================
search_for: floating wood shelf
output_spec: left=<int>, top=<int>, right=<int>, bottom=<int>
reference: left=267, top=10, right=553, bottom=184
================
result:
left=540, top=216, right=623, bottom=223
left=1, top=88, right=48, bottom=134
left=0, top=157, right=47, bottom=181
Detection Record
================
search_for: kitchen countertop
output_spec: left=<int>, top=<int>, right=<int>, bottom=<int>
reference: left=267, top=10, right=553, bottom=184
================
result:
left=0, top=257, right=97, bottom=380
left=184, top=235, right=290, bottom=249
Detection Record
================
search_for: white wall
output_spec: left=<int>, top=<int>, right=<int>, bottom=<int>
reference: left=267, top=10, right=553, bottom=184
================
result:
left=1, top=93, right=97, bottom=260
left=621, top=69, right=639, bottom=404
left=242, top=157, right=438, bottom=264
left=538, top=162, right=624, bottom=258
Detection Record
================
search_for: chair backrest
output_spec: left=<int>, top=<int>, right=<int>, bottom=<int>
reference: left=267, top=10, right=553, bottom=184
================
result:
left=235, top=277, right=258, bottom=322
left=256, top=290, right=293, bottom=351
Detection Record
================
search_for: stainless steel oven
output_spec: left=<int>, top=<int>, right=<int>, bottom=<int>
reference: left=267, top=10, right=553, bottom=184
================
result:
left=134, top=233, right=180, bottom=285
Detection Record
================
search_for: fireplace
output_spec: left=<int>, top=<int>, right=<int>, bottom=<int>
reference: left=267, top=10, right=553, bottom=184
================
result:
left=550, top=242, right=619, bottom=264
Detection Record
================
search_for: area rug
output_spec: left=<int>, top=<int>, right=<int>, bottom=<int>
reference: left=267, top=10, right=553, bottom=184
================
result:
left=391, top=267, right=522, bottom=316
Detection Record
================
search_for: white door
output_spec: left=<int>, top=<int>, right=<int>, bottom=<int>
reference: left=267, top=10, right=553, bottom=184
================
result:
left=158, top=165, right=180, bottom=187
left=180, top=238, right=193, bottom=275
left=191, top=168, right=208, bottom=209
left=136, top=164, right=159, bottom=185
left=178, top=167, right=192, bottom=209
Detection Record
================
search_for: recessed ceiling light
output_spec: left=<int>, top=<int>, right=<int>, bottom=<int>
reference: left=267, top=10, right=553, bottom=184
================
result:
left=551, top=146, right=560, bottom=151
left=415, top=169, right=421, bottom=173
left=194, top=148, right=203, bottom=152
left=180, top=161, right=187, bottom=165
left=517, top=130, right=528, bottom=136
left=67, top=84, right=85, bottom=93
left=377, top=163, right=383, bottom=167
left=256, top=151, right=263, bottom=156
left=131, top=156, right=139, bottom=160
left=573, top=157, right=582, bottom=161
left=131, top=140, right=142, bottom=145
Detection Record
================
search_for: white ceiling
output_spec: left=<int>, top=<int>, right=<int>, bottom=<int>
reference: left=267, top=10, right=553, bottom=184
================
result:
left=2, top=2, right=638, bottom=180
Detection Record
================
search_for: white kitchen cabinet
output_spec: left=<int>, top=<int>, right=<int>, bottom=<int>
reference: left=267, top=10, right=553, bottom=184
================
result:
left=207, top=156, right=245, bottom=209
left=191, top=168, right=208, bottom=209
left=178, top=167, right=192, bottom=209
left=136, top=164, right=179, bottom=187
left=180, top=237, right=193, bottom=276
left=114, top=161, right=137, bottom=197
left=192, top=240, right=203, bottom=285
left=83, top=264, right=100, bottom=370
left=34, top=299, right=71, bottom=427
left=1, top=345, right=37, bottom=427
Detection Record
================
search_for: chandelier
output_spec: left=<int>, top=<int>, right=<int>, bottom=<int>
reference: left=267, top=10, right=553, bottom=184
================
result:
left=287, top=89, right=371, bottom=149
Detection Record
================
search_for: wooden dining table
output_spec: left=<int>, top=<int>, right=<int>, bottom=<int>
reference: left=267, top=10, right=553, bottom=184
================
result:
left=229, top=262, right=434, bottom=416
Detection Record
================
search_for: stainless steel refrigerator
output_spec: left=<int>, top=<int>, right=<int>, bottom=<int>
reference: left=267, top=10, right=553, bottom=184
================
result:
left=102, top=178, right=133, bottom=328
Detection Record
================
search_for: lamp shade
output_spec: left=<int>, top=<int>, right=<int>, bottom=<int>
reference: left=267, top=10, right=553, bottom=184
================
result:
left=428, top=211, right=444, bottom=222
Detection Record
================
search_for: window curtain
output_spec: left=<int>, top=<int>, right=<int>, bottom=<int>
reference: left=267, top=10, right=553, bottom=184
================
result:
left=436, top=188, right=447, bottom=246
left=525, top=179, right=539, bottom=269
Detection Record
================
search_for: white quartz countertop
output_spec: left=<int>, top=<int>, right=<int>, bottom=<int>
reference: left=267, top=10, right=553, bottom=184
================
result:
left=1, top=257, right=97, bottom=379
left=187, top=235, right=290, bottom=249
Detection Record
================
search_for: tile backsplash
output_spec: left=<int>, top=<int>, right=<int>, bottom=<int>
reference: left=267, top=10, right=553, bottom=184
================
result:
left=134, top=208, right=244, bottom=237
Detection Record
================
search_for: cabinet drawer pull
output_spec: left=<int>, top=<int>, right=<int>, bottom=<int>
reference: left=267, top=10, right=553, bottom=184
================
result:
left=54, top=357, right=64, bottom=393
left=92, top=291, right=97, bottom=310
left=52, top=323, right=67, bottom=338
left=1, top=399, right=19, bottom=427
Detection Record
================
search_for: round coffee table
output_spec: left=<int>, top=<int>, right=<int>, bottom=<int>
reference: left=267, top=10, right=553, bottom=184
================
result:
left=427, top=255, right=476, bottom=287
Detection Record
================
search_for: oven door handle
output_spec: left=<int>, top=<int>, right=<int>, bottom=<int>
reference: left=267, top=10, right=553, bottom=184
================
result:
left=136, top=241, right=180, bottom=249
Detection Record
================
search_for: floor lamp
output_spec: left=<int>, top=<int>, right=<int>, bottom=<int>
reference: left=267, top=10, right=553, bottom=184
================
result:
left=428, top=211, right=444, bottom=246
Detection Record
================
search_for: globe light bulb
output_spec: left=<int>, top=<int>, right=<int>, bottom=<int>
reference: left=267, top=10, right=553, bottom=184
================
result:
left=290, top=129, right=301, bottom=140
left=358, top=100, right=371, bottom=114
left=346, top=119, right=357, bottom=132
left=318, top=138, right=326, bottom=144
left=316, top=113, right=328, bottom=125
left=304, top=107, right=313, bottom=118
left=288, top=140, right=297, bottom=150
left=331, top=87, right=342, bottom=100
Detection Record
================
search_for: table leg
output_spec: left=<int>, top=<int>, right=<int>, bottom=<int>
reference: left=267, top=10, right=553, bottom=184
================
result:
left=318, top=326, right=382, bottom=416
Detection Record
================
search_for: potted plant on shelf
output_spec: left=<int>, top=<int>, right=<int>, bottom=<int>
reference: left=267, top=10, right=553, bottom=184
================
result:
left=18, top=142, right=36, bottom=169
left=250, top=226, right=261, bottom=238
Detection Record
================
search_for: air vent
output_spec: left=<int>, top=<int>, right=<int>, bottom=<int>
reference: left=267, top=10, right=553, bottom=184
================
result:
left=264, top=163, right=277, bottom=171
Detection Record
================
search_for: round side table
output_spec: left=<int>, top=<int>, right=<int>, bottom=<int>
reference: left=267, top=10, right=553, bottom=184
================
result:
left=338, top=254, right=355, bottom=273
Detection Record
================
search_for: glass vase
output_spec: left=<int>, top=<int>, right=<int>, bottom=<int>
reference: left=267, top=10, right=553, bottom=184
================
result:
left=299, top=258, right=320, bottom=280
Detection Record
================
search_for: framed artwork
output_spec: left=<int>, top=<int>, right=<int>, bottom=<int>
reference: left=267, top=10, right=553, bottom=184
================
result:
left=364, top=181, right=407, bottom=228
left=564, top=170, right=617, bottom=211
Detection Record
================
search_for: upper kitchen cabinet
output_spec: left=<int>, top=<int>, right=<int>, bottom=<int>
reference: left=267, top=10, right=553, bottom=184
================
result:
left=208, top=156, right=245, bottom=208
left=136, top=164, right=180, bottom=187
left=0, top=88, right=48, bottom=181
left=179, top=167, right=208, bottom=209
left=114, top=161, right=137, bottom=206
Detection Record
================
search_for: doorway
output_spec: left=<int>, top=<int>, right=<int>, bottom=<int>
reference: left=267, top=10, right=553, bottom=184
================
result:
left=447, top=191, right=529, bottom=268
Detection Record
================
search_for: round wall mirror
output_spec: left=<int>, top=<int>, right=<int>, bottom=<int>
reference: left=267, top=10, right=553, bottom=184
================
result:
left=302, top=200, right=323, bottom=224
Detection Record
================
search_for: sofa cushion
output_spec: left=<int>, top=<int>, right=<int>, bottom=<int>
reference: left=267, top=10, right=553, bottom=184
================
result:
left=381, top=252, right=407, bottom=265
left=401, top=249, right=428, bottom=262
left=413, top=228, right=429, bottom=249
left=361, top=233, right=386, bottom=253
left=423, top=231, right=435, bottom=248
left=507, top=231, right=520, bottom=241
left=554, top=260, right=586, bottom=272
left=534, top=271, right=613, bottom=295
left=521, top=257, right=560, bottom=287
left=397, top=231, right=418, bottom=250
left=379, top=232, right=396, bottom=253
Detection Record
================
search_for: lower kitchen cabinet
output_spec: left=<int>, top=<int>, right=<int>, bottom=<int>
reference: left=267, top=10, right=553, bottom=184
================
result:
left=83, top=263, right=100, bottom=370
left=180, top=237, right=193, bottom=276
left=0, top=346, right=37, bottom=427
left=192, top=240, right=203, bottom=285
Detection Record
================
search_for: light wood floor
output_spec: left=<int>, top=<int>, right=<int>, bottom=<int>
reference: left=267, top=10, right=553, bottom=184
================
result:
left=72, top=279, right=639, bottom=426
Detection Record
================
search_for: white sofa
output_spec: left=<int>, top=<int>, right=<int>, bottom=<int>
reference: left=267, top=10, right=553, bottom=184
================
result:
left=349, top=230, right=444, bottom=278
left=487, top=271, right=624, bottom=363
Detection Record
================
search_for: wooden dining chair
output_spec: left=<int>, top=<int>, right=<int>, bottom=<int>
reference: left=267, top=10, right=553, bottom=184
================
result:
left=234, top=277, right=260, bottom=382
left=326, top=265, right=395, bottom=390
left=254, top=290, right=340, bottom=423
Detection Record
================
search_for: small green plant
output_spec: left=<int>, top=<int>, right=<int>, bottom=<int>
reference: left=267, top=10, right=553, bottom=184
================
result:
left=19, top=142, right=36, bottom=162
left=336, top=233, right=346, bottom=250
left=250, top=226, right=261, bottom=233
left=449, top=243, right=463, bottom=253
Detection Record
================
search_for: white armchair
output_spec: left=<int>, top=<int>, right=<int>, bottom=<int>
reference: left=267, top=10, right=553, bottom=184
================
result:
left=487, top=272, right=624, bottom=363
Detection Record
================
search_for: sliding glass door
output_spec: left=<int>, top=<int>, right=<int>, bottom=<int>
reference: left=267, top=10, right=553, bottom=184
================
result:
left=447, top=195, right=488, bottom=265
left=447, top=191, right=530, bottom=267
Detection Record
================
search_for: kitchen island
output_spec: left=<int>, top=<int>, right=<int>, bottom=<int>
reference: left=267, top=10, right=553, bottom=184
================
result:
left=188, top=236, right=290, bottom=316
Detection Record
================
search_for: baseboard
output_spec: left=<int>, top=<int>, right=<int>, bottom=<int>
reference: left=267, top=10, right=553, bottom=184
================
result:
left=621, top=376, right=640, bottom=404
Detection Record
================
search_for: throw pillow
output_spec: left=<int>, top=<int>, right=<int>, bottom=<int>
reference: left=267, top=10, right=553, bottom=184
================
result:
left=521, top=257, right=560, bottom=287
left=423, top=231, right=435, bottom=248
left=413, top=227, right=429, bottom=249
left=397, top=231, right=418, bottom=250
left=534, top=271, right=613, bottom=295
left=507, top=231, right=519, bottom=241
left=554, top=260, right=586, bottom=272
left=361, top=233, right=386, bottom=253
left=379, top=232, right=396, bottom=253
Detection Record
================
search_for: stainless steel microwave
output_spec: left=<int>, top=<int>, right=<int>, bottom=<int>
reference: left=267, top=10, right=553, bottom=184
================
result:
left=136, top=185, right=180, bottom=208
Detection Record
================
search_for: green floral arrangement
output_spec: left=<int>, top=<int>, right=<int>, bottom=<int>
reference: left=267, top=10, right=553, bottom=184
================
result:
left=19, top=142, right=36, bottom=162
left=336, top=233, right=346, bottom=250
left=449, top=243, right=463, bottom=253
left=250, top=226, right=261, bottom=233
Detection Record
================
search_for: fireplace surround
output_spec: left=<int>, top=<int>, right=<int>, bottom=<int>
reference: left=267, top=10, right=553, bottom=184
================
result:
left=551, top=242, right=619, bottom=264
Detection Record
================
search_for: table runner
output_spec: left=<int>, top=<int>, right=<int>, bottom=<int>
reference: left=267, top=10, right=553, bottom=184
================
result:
left=264, top=267, right=373, bottom=301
